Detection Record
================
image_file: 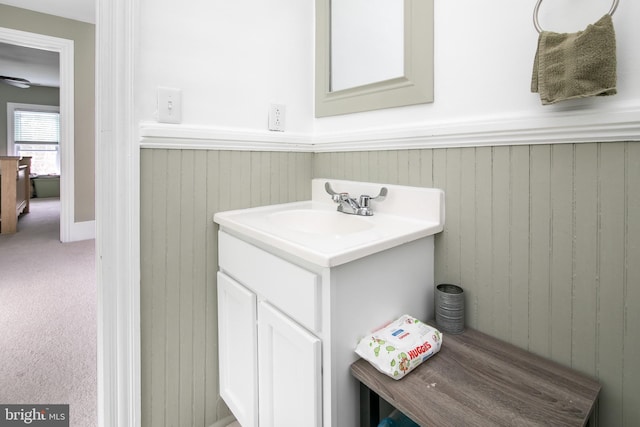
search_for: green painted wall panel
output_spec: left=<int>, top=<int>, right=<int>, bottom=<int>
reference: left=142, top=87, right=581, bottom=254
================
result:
left=572, top=144, right=599, bottom=378
left=492, top=146, right=511, bottom=342
left=459, top=148, right=478, bottom=327
left=597, top=143, right=626, bottom=427
left=474, top=147, right=494, bottom=334
left=140, top=142, right=640, bottom=426
left=509, top=146, right=530, bottom=350
left=528, top=145, right=552, bottom=358
left=624, top=142, right=640, bottom=426
left=549, top=144, right=574, bottom=366
left=140, top=149, right=312, bottom=427
left=310, top=142, right=639, bottom=426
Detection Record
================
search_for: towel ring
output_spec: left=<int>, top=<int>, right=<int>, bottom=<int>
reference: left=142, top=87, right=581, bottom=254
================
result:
left=533, top=0, right=619, bottom=33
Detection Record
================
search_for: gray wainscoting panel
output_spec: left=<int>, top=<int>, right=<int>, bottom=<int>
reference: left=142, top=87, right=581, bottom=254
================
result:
left=313, top=143, right=640, bottom=426
left=140, top=149, right=312, bottom=427
left=140, top=144, right=638, bottom=426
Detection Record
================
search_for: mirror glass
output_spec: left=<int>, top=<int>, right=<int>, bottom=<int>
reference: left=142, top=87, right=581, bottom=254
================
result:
left=330, top=0, right=404, bottom=92
left=315, top=0, right=434, bottom=117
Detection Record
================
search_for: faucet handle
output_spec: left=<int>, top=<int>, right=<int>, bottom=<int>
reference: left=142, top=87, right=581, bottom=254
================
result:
left=325, top=182, right=338, bottom=197
left=359, top=187, right=388, bottom=209
left=325, top=182, right=347, bottom=203
left=374, top=187, right=388, bottom=200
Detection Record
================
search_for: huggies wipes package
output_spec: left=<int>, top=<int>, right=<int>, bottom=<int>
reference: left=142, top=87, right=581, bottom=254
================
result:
left=355, top=315, right=442, bottom=380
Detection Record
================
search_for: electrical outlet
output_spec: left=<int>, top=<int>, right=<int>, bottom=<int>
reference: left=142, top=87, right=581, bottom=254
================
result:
left=268, top=104, right=286, bottom=132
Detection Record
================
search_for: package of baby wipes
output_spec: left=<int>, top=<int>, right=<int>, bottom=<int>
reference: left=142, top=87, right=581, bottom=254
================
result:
left=355, top=314, right=442, bottom=380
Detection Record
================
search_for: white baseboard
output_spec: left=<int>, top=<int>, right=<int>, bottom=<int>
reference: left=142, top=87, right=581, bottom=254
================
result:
left=67, top=220, right=96, bottom=242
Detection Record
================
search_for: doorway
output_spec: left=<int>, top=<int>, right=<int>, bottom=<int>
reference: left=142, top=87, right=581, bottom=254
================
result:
left=0, top=24, right=97, bottom=427
left=0, top=27, right=77, bottom=242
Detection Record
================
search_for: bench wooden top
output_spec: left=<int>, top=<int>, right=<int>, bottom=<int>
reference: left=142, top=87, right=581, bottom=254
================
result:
left=351, top=326, right=600, bottom=426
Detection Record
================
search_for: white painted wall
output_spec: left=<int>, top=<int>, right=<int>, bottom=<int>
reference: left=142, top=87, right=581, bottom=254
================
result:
left=137, top=0, right=640, bottom=138
left=137, top=0, right=314, bottom=134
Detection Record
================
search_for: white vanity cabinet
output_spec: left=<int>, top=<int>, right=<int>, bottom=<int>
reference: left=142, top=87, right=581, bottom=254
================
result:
left=217, top=231, right=322, bottom=427
left=217, top=273, right=322, bottom=427
left=217, top=272, right=258, bottom=427
left=217, top=230, right=435, bottom=427
left=256, top=301, right=322, bottom=427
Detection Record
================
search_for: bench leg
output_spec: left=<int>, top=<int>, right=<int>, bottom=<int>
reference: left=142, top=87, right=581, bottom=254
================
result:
left=360, top=382, right=381, bottom=427
left=587, top=399, right=599, bottom=427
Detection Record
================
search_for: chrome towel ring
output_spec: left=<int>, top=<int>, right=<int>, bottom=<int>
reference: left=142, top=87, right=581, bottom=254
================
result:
left=533, top=0, right=619, bottom=33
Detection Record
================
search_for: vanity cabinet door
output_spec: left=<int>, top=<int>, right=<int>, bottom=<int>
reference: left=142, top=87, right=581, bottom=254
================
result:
left=217, top=272, right=259, bottom=427
left=257, top=301, right=322, bottom=427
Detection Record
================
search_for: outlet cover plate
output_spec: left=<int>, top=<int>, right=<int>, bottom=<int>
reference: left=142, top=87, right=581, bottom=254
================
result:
left=268, top=104, right=286, bottom=132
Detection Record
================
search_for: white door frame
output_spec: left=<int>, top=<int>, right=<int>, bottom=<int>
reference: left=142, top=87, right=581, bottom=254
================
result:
left=96, top=0, right=141, bottom=426
left=0, top=27, right=75, bottom=242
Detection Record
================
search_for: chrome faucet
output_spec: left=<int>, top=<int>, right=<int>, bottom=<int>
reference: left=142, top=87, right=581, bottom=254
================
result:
left=325, top=182, right=388, bottom=216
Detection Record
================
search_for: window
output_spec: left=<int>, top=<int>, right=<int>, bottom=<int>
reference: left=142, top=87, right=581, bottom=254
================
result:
left=7, top=103, right=60, bottom=176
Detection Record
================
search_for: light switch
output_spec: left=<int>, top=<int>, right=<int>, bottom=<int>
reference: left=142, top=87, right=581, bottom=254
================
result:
left=157, top=87, right=182, bottom=124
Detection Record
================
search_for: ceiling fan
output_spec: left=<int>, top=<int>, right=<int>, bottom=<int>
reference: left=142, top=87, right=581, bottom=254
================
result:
left=0, top=75, right=31, bottom=88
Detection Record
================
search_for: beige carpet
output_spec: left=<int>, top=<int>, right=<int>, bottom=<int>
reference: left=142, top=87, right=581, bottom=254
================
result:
left=0, top=198, right=96, bottom=427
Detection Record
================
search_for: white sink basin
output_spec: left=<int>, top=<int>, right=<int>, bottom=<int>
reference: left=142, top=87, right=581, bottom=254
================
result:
left=268, top=209, right=374, bottom=235
left=214, top=179, right=445, bottom=267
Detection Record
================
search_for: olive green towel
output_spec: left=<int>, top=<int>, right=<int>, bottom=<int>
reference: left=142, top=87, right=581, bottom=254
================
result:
left=531, top=14, right=617, bottom=105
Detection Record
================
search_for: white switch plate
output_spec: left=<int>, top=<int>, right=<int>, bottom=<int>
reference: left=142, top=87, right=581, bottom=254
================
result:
left=157, top=87, right=182, bottom=124
left=268, top=104, right=286, bottom=132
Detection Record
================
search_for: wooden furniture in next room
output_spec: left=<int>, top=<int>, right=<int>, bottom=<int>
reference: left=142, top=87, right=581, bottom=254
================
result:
left=0, top=156, right=31, bottom=234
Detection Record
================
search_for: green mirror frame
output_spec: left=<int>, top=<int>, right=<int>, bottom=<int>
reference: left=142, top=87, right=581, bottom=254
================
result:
left=315, top=0, right=434, bottom=117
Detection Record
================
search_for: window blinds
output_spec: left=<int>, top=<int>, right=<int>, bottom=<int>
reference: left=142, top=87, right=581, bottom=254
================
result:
left=14, top=110, right=60, bottom=145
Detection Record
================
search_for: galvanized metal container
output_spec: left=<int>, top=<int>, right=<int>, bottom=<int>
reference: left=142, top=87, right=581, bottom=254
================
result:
left=435, top=283, right=465, bottom=334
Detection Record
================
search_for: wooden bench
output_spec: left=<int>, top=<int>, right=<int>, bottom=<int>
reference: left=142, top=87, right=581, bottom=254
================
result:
left=351, top=325, right=600, bottom=426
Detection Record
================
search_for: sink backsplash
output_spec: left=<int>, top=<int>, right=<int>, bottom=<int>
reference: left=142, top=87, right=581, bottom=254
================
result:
left=312, top=178, right=445, bottom=223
